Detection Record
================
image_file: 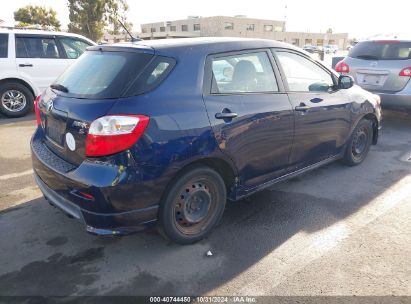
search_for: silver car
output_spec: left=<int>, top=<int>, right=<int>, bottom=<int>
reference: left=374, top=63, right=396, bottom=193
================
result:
left=336, top=38, right=411, bottom=110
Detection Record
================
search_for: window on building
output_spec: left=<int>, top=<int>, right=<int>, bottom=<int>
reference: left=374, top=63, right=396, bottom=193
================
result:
left=0, top=34, right=8, bottom=58
left=246, top=24, right=255, bottom=31
left=276, top=52, right=334, bottom=92
left=150, top=28, right=156, bottom=33
left=274, top=26, right=283, bottom=32
left=194, top=24, right=201, bottom=31
left=211, top=51, right=278, bottom=94
left=291, top=38, right=300, bottom=46
left=170, top=26, right=176, bottom=31
left=264, top=25, right=273, bottom=32
left=224, top=22, right=234, bottom=30
left=181, top=25, right=188, bottom=31
left=160, top=27, right=166, bottom=32
left=142, top=28, right=148, bottom=33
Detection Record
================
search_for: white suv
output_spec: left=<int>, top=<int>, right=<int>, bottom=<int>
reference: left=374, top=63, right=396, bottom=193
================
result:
left=0, top=28, right=95, bottom=117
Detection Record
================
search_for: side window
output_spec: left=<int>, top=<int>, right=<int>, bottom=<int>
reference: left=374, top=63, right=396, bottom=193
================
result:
left=276, top=51, right=334, bottom=92
left=211, top=51, right=278, bottom=94
left=0, top=34, right=8, bottom=58
left=60, top=37, right=91, bottom=59
left=16, top=36, right=61, bottom=59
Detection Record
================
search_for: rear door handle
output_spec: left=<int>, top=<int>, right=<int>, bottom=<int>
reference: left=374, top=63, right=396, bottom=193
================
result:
left=19, top=64, right=33, bottom=67
left=215, top=112, right=238, bottom=119
left=295, top=104, right=310, bottom=111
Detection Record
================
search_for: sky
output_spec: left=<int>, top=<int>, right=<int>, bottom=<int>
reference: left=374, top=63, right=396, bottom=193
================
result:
left=0, top=0, right=409, bottom=39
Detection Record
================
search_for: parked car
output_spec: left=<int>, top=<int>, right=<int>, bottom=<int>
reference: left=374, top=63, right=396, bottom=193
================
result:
left=336, top=38, right=411, bottom=110
left=0, top=28, right=95, bottom=117
left=31, top=38, right=381, bottom=244
left=323, top=44, right=339, bottom=54
left=303, top=45, right=319, bottom=53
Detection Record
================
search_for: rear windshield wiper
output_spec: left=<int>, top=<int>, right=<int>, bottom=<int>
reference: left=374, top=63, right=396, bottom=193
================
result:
left=50, top=83, right=69, bottom=93
left=354, top=54, right=380, bottom=60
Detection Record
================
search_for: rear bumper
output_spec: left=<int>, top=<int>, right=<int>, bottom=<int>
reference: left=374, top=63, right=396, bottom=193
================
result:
left=378, top=92, right=411, bottom=110
left=31, top=128, right=160, bottom=235
left=34, top=173, right=157, bottom=235
left=366, top=81, right=411, bottom=111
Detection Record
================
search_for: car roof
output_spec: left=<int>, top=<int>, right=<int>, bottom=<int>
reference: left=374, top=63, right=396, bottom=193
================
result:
left=0, top=27, right=96, bottom=44
left=98, top=37, right=303, bottom=55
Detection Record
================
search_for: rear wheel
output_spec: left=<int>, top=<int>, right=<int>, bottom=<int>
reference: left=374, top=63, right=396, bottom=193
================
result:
left=0, top=82, right=34, bottom=117
left=158, top=166, right=226, bottom=244
left=341, top=119, right=373, bottom=166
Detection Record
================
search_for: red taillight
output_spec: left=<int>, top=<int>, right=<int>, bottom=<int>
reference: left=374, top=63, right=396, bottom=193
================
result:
left=85, top=115, right=149, bottom=157
left=335, top=60, right=349, bottom=73
left=34, top=95, right=41, bottom=126
left=399, top=67, right=411, bottom=77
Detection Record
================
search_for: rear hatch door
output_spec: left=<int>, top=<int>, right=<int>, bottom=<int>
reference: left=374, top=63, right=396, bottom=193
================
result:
left=346, top=40, right=411, bottom=92
left=38, top=46, right=155, bottom=165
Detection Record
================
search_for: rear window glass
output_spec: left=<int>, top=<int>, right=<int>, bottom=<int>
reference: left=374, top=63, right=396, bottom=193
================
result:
left=53, top=51, right=154, bottom=99
left=0, top=34, right=8, bottom=58
left=349, top=41, right=411, bottom=60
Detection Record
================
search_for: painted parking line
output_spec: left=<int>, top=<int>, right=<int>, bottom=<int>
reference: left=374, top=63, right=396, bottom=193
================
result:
left=0, top=169, right=33, bottom=181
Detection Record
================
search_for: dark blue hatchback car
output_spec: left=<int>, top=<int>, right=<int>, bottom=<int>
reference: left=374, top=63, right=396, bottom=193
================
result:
left=31, top=38, right=381, bottom=244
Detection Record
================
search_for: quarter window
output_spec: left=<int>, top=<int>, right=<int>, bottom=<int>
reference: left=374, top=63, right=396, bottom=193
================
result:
left=60, top=37, right=91, bottom=59
left=276, top=51, right=334, bottom=92
left=16, top=36, right=61, bottom=58
left=211, top=51, right=278, bottom=94
left=0, top=34, right=8, bottom=58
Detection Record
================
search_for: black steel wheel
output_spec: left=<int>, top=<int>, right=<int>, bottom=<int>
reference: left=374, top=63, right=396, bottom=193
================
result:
left=158, top=166, right=226, bottom=244
left=342, top=119, right=373, bottom=166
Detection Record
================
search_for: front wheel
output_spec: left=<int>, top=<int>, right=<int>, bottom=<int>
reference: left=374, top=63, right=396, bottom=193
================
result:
left=341, top=119, right=373, bottom=166
left=158, top=166, right=226, bottom=244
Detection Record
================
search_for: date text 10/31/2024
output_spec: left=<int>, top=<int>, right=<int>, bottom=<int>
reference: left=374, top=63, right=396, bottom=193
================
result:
left=149, top=296, right=257, bottom=303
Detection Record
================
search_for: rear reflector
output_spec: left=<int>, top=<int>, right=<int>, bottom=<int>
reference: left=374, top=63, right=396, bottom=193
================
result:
left=34, top=95, right=41, bottom=126
left=399, top=67, right=411, bottom=77
left=335, top=60, right=349, bottom=73
left=85, top=115, right=149, bottom=157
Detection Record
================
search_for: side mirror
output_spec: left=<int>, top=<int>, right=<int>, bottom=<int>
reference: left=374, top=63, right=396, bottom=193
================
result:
left=338, top=75, right=354, bottom=89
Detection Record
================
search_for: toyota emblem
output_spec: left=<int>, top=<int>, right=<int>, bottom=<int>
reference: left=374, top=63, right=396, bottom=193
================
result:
left=47, top=100, right=54, bottom=112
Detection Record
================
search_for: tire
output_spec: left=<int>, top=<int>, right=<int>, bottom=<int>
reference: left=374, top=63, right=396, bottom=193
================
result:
left=158, top=166, right=226, bottom=245
left=341, top=119, right=373, bottom=166
left=0, top=82, right=34, bottom=117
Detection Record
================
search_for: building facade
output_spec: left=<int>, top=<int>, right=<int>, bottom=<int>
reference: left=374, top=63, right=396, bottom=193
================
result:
left=138, top=16, right=348, bottom=49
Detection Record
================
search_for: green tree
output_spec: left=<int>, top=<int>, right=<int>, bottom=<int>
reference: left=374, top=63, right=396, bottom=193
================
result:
left=14, top=5, right=61, bottom=30
left=67, top=0, right=131, bottom=42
